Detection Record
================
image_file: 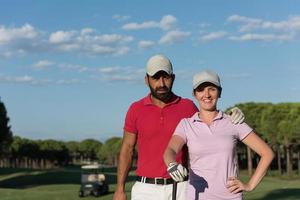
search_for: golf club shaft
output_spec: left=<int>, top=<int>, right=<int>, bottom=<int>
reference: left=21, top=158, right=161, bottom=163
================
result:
left=172, top=181, right=177, bottom=200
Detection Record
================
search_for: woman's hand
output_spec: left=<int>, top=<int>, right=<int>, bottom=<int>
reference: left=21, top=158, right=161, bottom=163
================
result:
left=226, top=177, right=252, bottom=194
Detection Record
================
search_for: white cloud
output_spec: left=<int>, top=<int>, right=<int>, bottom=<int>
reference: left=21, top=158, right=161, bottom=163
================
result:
left=98, top=66, right=122, bottom=73
left=49, top=31, right=74, bottom=44
left=160, top=15, right=177, bottom=30
left=227, top=15, right=300, bottom=33
left=0, top=23, right=134, bottom=56
left=0, top=23, right=39, bottom=44
left=59, top=63, right=90, bottom=73
left=112, top=14, right=131, bottom=22
left=56, top=43, right=80, bottom=51
left=229, top=33, right=294, bottom=42
left=89, top=45, right=129, bottom=55
left=0, top=51, right=12, bottom=58
left=0, top=73, right=84, bottom=86
left=33, top=60, right=54, bottom=69
left=59, top=63, right=124, bottom=74
left=223, top=73, right=252, bottom=79
left=122, top=15, right=178, bottom=31
left=199, top=23, right=210, bottom=28
left=67, top=65, right=127, bottom=75
left=81, top=28, right=94, bottom=35
left=138, top=40, right=155, bottom=49
left=56, top=79, right=82, bottom=85
left=227, top=15, right=262, bottom=32
left=0, top=74, right=39, bottom=85
left=49, top=30, right=133, bottom=55
left=200, top=31, right=228, bottom=42
left=122, top=21, right=159, bottom=30
left=90, top=34, right=133, bottom=44
left=15, top=75, right=34, bottom=83
left=109, top=75, right=141, bottom=81
left=261, top=16, right=300, bottom=32
left=159, top=30, right=190, bottom=45
left=90, top=67, right=145, bottom=83
left=226, top=15, right=300, bottom=42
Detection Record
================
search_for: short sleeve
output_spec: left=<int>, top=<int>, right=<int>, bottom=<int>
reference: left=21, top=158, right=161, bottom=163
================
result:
left=235, top=122, right=253, bottom=141
left=124, top=104, right=137, bottom=134
left=174, top=119, right=188, bottom=143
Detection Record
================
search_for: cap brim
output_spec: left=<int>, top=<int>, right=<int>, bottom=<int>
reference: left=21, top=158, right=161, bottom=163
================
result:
left=147, top=68, right=172, bottom=76
left=193, top=81, right=220, bottom=89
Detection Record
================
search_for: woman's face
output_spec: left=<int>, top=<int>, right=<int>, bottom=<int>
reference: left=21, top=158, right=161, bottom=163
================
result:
left=194, top=83, right=219, bottom=111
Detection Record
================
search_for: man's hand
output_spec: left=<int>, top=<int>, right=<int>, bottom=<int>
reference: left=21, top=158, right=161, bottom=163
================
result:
left=167, top=162, right=188, bottom=182
left=113, top=190, right=126, bottom=200
left=228, top=107, right=245, bottom=124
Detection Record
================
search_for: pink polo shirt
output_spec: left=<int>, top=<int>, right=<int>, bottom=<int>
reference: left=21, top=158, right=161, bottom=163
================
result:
left=174, top=111, right=252, bottom=200
left=124, top=93, right=198, bottom=178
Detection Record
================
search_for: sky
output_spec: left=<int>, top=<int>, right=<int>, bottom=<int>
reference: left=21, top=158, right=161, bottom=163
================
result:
left=0, top=0, right=299, bottom=142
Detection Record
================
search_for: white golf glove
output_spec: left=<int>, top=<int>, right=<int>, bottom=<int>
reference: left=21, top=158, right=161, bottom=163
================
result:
left=228, top=107, right=245, bottom=124
left=167, top=162, right=188, bottom=182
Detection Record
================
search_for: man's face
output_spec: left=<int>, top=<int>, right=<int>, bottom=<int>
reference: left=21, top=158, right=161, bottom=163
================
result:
left=146, top=71, right=175, bottom=102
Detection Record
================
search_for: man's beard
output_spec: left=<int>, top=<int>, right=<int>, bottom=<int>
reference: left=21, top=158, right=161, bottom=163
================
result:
left=149, top=85, right=173, bottom=103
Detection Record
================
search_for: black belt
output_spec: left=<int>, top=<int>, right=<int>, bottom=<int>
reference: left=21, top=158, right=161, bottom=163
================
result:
left=136, top=176, right=188, bottom=185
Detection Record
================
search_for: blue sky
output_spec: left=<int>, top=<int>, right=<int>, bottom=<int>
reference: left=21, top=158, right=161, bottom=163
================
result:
left=1, top=0, right=299, bottom=142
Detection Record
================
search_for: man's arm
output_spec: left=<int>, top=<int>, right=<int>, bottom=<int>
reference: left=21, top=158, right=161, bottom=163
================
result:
left=113, top=131, right=137, bottom=200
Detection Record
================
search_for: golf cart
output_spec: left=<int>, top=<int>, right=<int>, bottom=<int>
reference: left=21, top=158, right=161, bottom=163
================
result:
left=78, top=164, right=109, bottom=197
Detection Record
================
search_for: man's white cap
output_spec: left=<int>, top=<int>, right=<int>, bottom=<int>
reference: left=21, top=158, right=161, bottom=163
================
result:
left=193, top=70, right=221, bottom=89
left=146, top=54, right=173, bottom=76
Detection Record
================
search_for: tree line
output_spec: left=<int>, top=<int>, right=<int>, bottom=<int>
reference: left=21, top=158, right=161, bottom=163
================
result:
left=0, top=98, right=123, bottom=168
left=0, top=136, right=122, bottom=169
left=230, top=102, right=300, bottom=176
left=1, top=98, right=300, bottom=176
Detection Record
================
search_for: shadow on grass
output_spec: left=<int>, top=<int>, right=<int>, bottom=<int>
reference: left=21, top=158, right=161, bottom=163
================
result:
left=0, top=168, right=36, bottom=176
left=0, top=167, right=136, bottom=189
left=259, top=189, right=300, bottom=200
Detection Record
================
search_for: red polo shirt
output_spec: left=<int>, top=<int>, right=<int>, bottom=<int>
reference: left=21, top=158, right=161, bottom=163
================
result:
left=124, top=94, right=198, bottom=178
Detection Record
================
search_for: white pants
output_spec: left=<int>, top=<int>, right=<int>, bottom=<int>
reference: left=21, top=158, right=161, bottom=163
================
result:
left=131, top=181, right=187, bottom=200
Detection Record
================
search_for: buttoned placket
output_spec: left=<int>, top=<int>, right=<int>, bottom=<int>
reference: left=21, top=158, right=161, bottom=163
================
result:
left=193, top=119, right=216, bottom=135
left=160, top=108, right=164, bottom=124
left=203, top=122, right=214, bottom=134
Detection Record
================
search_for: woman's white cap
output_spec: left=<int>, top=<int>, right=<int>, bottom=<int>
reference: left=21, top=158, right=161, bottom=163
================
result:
left=146, top=54, right=173, bottom=76
left=193, top=70, right=221, bottom=89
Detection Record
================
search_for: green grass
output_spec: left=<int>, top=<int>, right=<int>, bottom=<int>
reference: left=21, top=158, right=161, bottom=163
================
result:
left=242, top=175, right=300, bottom=200
left=0, top=167, right=299, bottom=200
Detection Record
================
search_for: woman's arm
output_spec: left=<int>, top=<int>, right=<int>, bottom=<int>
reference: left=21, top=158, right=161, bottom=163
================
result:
left=163, top=135, right=189, bottom=182
left=227, top=131, right=274, bottom=193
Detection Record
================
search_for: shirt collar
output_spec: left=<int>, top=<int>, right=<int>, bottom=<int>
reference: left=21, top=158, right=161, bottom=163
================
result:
left=192, top=110, right=224, bottom=123
left=143, top=93, right=180, bottom=106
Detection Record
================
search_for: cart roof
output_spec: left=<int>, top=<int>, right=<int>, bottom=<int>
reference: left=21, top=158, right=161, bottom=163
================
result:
left=81, top=164, right=101, bottom=169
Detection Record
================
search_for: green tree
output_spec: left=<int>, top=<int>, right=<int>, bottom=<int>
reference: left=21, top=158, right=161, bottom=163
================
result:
left=99, top=137, right=122, bottom=166
left=277, top=104, right=300, bottom=176
left=232, top=102, right=272, bottom=175
left=66, top=141, right=80, bottom=164
left=10, top=136, right=40, bottom=168
left=0, top=98, right=13, bottom=159
left=39, top=139, right=69, bottom=168
left=292, top=116, right=300, bottom=175
left=79, top=139, right=102, bottom=163
left=261, top=104, right=283, bottom=174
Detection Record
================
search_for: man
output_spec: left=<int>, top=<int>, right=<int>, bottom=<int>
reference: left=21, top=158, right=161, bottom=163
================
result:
left=113, top=54, right=244, bottom=200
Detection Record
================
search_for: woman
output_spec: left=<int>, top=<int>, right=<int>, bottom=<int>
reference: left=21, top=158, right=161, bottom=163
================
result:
left=163, top=70, right=274, bottom=200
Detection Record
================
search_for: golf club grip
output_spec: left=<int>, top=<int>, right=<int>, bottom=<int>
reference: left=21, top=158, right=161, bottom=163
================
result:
left=172, top=181, right=177, bottom=200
